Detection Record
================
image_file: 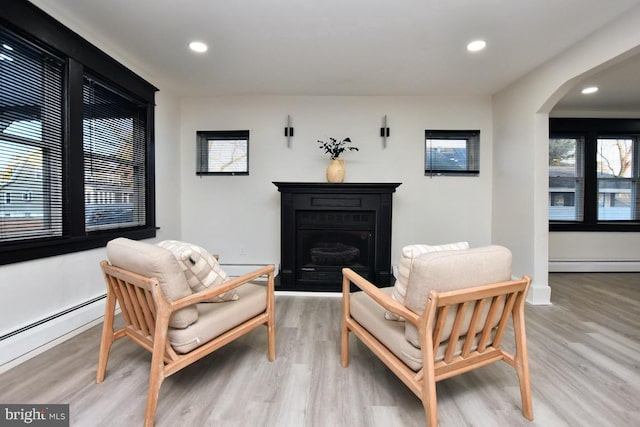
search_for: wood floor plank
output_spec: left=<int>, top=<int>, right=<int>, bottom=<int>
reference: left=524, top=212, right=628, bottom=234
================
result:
left=1, top=272, right=639, bottom=426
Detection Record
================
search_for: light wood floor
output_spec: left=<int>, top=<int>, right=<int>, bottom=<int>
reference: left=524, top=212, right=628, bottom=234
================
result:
left=1, top=273, right=639, bottom=426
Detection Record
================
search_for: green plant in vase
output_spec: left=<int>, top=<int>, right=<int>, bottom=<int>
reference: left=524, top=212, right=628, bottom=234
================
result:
left=317, top=137, right=358, bottom=182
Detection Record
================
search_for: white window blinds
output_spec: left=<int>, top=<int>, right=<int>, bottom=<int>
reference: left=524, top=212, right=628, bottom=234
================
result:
left=83, top=76, right=147, bottom=231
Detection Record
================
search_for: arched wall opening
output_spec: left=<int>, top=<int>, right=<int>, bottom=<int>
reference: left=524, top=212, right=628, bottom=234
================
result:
left=492, top=6, right=640, bottom=304
left=540, top=46, right=640, bottom=275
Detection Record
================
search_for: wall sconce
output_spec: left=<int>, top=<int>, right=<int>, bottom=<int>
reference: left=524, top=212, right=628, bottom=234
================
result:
left=380, top=115, right=390, bottom=148
left=284, top=115, right=294, bottom=148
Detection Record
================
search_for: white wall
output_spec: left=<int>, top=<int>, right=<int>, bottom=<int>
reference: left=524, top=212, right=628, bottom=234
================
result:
left=155, top=90, right=183, bottom=239
left=549, top=232, right=640, bottom=271
left=493, top=5, right=640, bottom=303
left=178, top=95, right=494, bottom=266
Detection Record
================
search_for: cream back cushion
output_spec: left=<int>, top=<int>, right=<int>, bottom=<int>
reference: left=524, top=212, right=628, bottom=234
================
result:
left=157, top=240, right=238, bottom=302
left=403, top=245, right=512, bottom=348
left=106, top=238, right=198, bottom=329
left=385, top=242, right=469, bottom=320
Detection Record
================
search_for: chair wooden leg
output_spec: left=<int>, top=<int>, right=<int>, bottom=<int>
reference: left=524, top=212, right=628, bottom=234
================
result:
left=341, top=320, right=350, bottom=368
left=513, top=309, right=534, bottom=420
left=144, top=353, right=165, bottom=427
left=341, top=275, right=351, bottom=368
left=96, top=290, right=117, bottom=383
left=266, top=271, right=276, bottom=362
left=143, top=301, right=173, bottom=427
left=267, top=318, right=276, bottom=362
left=515, top=360, right=533, bottom=421
left=422, top=367, right=438, bottom=427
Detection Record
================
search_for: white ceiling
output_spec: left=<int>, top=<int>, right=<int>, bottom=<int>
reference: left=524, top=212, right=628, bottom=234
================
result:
left=31, top=0, right=640, bottom=108
left=553, top=53, right=640, bottom=113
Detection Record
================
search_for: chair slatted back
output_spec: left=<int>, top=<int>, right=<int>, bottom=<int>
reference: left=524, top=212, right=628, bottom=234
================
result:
left=100, top=261, right=178, bottom=361
left=430, top=278, right=530, bottom=377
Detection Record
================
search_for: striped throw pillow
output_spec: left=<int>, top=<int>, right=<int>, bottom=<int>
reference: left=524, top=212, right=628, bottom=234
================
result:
left=157, top=240, right=238, bottom=302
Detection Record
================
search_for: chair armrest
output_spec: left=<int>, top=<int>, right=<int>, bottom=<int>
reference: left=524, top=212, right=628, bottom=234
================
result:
left=342, top=267, right=420, bottom=325
left=170, top=264, right=275, bottom=311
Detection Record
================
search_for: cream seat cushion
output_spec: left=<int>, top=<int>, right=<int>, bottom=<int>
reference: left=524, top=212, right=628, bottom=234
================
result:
left=350, top=287, right=424, bottom=371
left=106, top=238, right=198, bottom=329
left=168, top=282, right=267, bottom=354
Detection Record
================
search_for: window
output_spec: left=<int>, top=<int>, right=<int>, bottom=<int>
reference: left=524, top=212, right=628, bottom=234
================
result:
left=0, top=3, right=157, bottom=264
left=83, top=75, right=147, bottom=230
left=425, top=130, right=479, bottom=176
left=548, top=137, right=584, bottom=221
left=196, top=130, right=249, bottom=175
left=549, top=118, right=640, bottom=231
left=597, top=138, right=635, bottom=221
left=0, top=28, right=64, bottom=243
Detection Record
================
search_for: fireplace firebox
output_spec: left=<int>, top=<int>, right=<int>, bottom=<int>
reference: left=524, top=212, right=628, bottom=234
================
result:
left=274, top=182, right=401, bottom=292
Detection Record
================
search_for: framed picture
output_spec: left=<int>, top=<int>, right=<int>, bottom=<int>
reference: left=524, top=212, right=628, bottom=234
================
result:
left=196, top=130, right=249, bottom=175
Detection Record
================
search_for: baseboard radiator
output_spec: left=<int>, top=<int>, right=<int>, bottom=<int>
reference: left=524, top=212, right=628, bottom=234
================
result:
left=549, top=259, right=640, bottom=272
left=0, top=295, right=106, bottom=372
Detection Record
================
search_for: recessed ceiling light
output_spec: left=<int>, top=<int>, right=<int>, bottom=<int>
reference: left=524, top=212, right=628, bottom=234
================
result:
left=581, top=86, right=598, bottom=95
left=467, top=40, right=486, bottom=52
left=189, top=41, right=208, bottom=53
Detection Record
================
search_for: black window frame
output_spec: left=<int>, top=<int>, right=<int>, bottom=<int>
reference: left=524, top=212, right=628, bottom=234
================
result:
left=196, top=130, right=250, bottom=176
left=424, top=130, right=480, bottom=176
left=0, top=1, right=158, bottom=264
left=549, top=118, right=640, bottom=232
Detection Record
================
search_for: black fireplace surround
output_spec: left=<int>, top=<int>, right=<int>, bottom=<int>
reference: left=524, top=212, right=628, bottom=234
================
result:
left=274, top=182, right=401, bottom=292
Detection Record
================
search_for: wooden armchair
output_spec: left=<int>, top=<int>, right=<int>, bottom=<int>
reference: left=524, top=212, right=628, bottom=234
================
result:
left=96, top=238, right=275, bottom=426
left=341, top=245, right=532, bottom=426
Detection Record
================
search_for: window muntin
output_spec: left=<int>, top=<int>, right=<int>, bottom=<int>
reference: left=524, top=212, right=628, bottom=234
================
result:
left=0, top=29, right=64, bottom=242
left=548, top=137, right=584, bottom=221
left=425, top=130, right=479, bottom=176
left=196, top=130, right=249, bottom=175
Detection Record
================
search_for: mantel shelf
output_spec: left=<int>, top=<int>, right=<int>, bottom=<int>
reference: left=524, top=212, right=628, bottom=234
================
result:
left=273, top=182, right=402, bottom=194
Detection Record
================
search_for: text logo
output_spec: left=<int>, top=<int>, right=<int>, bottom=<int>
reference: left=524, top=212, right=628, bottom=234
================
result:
left=0, top=404, right=69, bottom=426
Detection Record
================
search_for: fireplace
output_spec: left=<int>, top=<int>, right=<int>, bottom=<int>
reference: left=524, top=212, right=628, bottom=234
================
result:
left=297, top=211, right=374, bottom=285
left=274, top=182, right=401, bottom=292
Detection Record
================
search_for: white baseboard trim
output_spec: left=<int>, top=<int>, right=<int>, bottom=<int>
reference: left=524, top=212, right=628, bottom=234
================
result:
left=0, top=298, right=106, bottom=374
left=221, top=263, right=279, bottom=277
left=549, top=260, right=640, bottom=272
left=526, top=284, right=552, bottom=305
left=276, top=291, right=342, bottom=298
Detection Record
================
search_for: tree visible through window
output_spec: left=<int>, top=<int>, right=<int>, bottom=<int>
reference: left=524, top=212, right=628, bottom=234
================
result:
left=196, top=130, right=249, bottom=175
left=549, top=118, right=640, bottom=231
left=597, top=138, right=634, bottom=220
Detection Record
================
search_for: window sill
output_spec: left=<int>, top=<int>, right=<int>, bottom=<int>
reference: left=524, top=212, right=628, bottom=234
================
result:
left=0, top=227, right=156, bottom=265
left=550, top=222, right=640, bottom=232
